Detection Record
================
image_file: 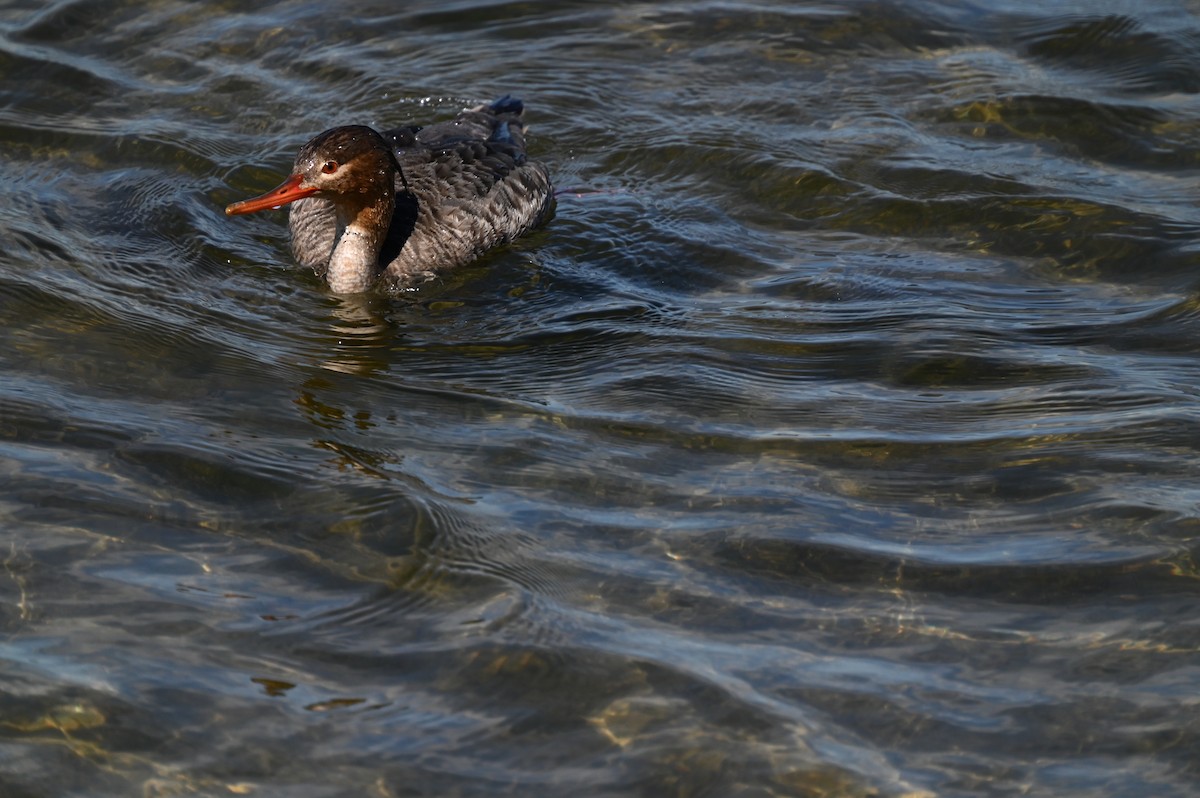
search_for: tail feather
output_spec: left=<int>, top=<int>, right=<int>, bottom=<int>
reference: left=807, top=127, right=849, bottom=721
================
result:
left=488, top=94, right=524, bottom=116
left=486, top=95, right=526, bottom=149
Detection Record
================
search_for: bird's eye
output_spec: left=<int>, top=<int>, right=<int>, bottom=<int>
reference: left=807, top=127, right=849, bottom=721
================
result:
left=321, top=161, right=339, bottom=174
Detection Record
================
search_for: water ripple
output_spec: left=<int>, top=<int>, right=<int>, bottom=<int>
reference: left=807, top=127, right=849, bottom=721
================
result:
left=3, top=0, right=1200, bottom=796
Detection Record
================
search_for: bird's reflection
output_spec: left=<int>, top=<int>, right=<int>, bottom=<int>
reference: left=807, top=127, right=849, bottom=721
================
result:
left=316, top=292, right=396, bottom=377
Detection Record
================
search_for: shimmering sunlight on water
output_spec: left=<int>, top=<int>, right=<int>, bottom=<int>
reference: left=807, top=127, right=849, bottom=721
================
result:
left=3, top=0, right=1200, bottom=795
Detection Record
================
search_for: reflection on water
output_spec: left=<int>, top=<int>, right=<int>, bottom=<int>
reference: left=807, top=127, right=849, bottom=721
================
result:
left=3, top=0, right=1200, bottom=796
left=316, top=294, right=398, bottom=376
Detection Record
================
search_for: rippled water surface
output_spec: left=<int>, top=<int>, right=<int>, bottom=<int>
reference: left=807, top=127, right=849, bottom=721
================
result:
left=4, top=0, right=1200, bottom=795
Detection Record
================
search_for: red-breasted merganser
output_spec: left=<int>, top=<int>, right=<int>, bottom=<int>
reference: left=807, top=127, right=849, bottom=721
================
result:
left=225, top=96, right=554, bottom=294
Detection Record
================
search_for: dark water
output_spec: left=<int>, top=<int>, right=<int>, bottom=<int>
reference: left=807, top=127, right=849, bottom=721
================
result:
left=4, top=0, right=1200, bottom=795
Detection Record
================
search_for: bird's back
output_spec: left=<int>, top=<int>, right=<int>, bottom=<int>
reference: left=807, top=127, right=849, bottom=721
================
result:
left=376, top=96, right=555, bottom=287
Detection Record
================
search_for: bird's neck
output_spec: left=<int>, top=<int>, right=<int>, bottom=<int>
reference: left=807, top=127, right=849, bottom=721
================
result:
left=326, top=195, right=393, bottom=294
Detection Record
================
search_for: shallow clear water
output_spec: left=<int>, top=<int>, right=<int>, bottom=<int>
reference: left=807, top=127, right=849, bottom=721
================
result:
left=3, top=0, right=1200, bottom=795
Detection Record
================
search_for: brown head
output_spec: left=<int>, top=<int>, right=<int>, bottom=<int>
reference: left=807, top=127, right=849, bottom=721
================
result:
left=225, top=126, right=399, bottom=217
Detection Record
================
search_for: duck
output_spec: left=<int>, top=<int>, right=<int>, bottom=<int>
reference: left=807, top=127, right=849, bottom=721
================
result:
left=225, top=95, right=554, bottom=294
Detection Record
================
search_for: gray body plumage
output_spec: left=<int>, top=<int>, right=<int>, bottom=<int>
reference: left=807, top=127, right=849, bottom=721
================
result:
left=287, top=98, right=554, bottom=292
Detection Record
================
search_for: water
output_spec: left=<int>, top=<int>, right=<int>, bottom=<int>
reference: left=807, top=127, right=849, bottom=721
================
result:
left=3, top=0, right=1200, bottom=795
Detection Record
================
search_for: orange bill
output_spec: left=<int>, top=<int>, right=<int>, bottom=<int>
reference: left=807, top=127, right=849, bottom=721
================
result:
left=225, top=174, right=319, bottom=216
